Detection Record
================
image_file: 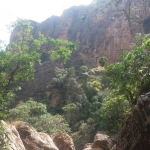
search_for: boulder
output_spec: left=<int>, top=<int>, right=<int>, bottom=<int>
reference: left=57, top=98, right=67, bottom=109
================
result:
left=53, top=132, right=75, bottom=150
left=1, top=120, right=26, bottom=150
left=92, top=133, right=115, bottom=150
left=13, top=121, right=58, bottom=150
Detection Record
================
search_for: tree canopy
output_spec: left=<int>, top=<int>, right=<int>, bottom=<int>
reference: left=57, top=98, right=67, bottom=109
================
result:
left=0, top=19, right=76, bottom=120
left=107, top=34, right=150, bottom=104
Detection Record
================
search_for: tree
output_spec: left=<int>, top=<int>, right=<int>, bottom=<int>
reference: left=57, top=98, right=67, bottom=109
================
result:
left=105, top=33, right=150, bottom=149
left=99, top=90, right=129, bottom=133
left=9, top=100, right=70, bottom=134
left=106, top=34, right=150, bottom=104
left=49, top=39, right=77, bottom=63
left=99, top=56, right=108, bottom=67
left=0, top=19, right=76, bottom=120
left=50, top=67, right=77, bottom=106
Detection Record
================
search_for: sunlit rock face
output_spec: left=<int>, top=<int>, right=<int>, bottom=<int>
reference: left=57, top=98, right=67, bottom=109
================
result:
left=10, top=1, right=150, bottom=101
left=82, top=133, right=116, bottom=150
left=10, top=4, right=132, bottom=67
left=1, top=120, right=26, bottom=150
left=1, top=121, right=76, bottom=150
left=53, top=132, right=75, bottom=150
left=13, top=121, right=59, bottom=150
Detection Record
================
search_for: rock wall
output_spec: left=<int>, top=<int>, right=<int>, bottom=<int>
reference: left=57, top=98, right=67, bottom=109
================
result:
left=10, top=4, right=131, bottom=67
left=10, top=1, right=150, bottom=101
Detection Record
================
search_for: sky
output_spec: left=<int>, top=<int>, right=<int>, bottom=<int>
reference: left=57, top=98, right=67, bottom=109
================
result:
left=0, top=0, right=93, bottom=43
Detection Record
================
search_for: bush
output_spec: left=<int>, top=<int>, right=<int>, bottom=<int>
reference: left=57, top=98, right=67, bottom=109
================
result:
left=71, top=121, right=95, bottom=150
left=9, top=100, right=70, bottom=134
left=99, top=91, right=129, bottom=133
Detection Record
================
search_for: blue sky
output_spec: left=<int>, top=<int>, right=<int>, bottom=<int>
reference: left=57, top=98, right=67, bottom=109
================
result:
left=0, top=0, right=92, bottom=43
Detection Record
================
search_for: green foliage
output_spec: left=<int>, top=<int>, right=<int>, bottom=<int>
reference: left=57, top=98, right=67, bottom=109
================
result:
left=36, top=114, right=70, bottom=134
left=79, top=65, right=88, bottom=73
left=71, top=121, right=95, bottom=150
left=62, top=103, right=80, bottom=126
left=0, top=123, right=9, bottom=150
left=99, top=56, right=108, bottom=67
left=49, top=39, right=77, bottom=63
left=52, top=66, right=104, bottom=134
left=106, top=34, right=150, bottom=103
left=9, top=100, right=70, bottom=134
left=0, top=19, right=76, bottom=120
left=87, top=80, right=102, bottom=93
left=99, top=90, right=129, bottom=133
left=50, top=67, right=77, bottom=106
left=0, top=19, right=44, bottom=119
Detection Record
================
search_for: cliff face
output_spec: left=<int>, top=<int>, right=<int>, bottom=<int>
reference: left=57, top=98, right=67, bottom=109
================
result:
left=10, top=2, right=150, bottom=101
left=10, top=4, right=131, bottom=66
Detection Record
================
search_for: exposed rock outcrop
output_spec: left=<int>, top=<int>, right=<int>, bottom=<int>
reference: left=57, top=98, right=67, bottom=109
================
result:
left=92, top=133, right=114, bottom=150
left=53, top=132, right=75, bottom=150
left=1, top=121, right=77, bottom=150
left=1, top=120, right=26, bottom=150
left=83, top=133, right=116, bottom=150
left=1, top=120, right=118, bottom=150
left=13, top=121, right=58, bottom=150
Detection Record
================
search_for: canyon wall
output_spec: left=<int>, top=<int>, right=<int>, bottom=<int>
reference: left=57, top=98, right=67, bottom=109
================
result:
left=10, top=1, right=150, bottom=101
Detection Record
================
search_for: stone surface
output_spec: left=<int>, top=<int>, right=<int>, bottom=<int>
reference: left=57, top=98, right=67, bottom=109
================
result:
left=13, top=121, right=58, bottom=150
left=92, top=133, right=112, bottom=150
left=1, top=120, right=26, bottom=150
left=82, top=133, right=116, bottom=150
left=1, top=121, right=77, bottom=150
left=53, top=132, right=75, bottom=150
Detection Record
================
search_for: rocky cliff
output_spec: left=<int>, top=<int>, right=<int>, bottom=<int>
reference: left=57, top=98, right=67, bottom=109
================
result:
left=10, top=3, right=132, bottom=66
left=10, top=1, right=150, bottom=101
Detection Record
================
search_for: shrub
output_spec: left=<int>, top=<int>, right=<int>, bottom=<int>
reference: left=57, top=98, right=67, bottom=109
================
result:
left=99, top=91, right=129, bottom=133
left=9, top=100, right=70, bottom=134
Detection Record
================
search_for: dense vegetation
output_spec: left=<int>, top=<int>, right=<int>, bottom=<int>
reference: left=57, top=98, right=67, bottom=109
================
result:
left=1, top=1, right=150, bottom=148
left=107, top=34, right=150, bottom=104
left=0, top=19, right=76, bottom=120
left=9, top=100, right=70, bottom=134
left=0, top=19, right=76, bottom=149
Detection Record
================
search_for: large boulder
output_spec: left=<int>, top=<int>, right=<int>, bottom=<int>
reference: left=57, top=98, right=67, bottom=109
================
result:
left=13, top=121, right=58, bottom=150
left=53, top=132, right=75, bottom=150
left=92, top=133, right=113, bottom=150
left=1, top=120, right=26, bottom=150
left=83, top=133, right=116, bottom=150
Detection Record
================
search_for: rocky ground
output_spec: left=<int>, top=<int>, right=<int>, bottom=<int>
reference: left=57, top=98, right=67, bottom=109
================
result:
left=1, top=121, right=116, bottom=150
